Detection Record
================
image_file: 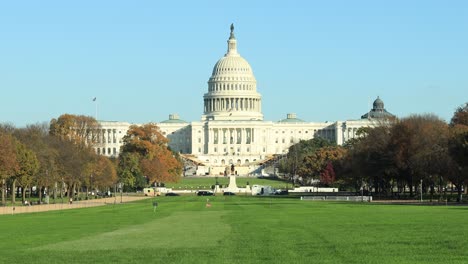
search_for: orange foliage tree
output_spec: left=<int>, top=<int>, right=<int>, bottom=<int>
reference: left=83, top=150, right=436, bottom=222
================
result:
left=298, top=146, right=346, bottom=185
left=119, top=123, right=182, bottom=187
left=0, top=133, right=19, bottom=205
left=49, top=114, right=101, bottom=147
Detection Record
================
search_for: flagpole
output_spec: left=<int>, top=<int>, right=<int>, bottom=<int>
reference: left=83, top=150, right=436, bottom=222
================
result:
left=93, top=97, right=98, bottom=121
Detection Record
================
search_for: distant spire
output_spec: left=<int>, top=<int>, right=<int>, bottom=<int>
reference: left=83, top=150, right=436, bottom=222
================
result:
left=226, top=23, right=238, bottom=56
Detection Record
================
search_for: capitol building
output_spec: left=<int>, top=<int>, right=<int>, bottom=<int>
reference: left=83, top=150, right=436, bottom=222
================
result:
left=95, top=25, right=394, bottom=175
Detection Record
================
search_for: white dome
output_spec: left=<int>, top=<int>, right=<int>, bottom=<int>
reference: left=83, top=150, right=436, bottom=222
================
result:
left=202, top=24, right=263, bottom=121
left=211, top=56, right=254, bottom=77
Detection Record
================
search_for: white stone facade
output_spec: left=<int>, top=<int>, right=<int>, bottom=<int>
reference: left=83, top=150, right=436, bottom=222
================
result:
left=96, top=25, right=390, bottom=175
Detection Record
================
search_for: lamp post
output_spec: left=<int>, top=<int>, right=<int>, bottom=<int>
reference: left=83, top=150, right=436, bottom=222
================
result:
left=420, top=179, right=423, bottom=203
left=119, top=183, right=123, bottom=203
left=61, top=178, right=64, bottom=204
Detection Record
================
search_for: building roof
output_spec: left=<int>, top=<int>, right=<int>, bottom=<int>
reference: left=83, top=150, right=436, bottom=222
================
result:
left=361, top=96, right=396, bottom=119
left=278, top=113, right=306, bottom=123
left=160, top=114, right=188, bottom=124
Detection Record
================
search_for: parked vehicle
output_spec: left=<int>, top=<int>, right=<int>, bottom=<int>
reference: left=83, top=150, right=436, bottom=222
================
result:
left=165, top=192, right=180, bottom=196
left=223, top=192, right=236, bottom=196
left=197, top=191, right=214, bottom=196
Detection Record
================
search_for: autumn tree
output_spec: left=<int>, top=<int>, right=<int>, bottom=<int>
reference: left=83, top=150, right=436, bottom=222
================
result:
left=82, top=155, right=117, bottom=198
left=49, top=114, right=101, bottom=147
left=389, top=114, right=449, bottom=198
left=119, top=123, right=182, bottom=188
left=278, top=137, right=334, bottom=183
left=320, top=162, right=336, bottom=186
left=14, top=124, right=60, bottom=203
left=298, top=146, right=346, bottom=185
left=0, top=132, right=19, bottom=205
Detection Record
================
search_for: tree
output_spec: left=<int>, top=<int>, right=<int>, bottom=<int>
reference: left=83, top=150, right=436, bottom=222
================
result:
left=450, top=103, right=468, bottom=126
left=13, top=141, right=39, bottom=204
left=119, top=123, right=182, bottom=188
left=278, top=137, right=334, bottom=183
left=298, top=146, right=346, bottom=185
left=390, top=114, right=449, bottom=198
left=84, top=155, right=118, bottom=197
left=448, top=103, right=468, bottom=202
left=320, top=162, right=336, bottom=186
left=118, top=152, right=142, bottom=189
left=0, top=133, right=19, bottom=205
left=49, top=114, right=101, bottom=147
left=14, top=123, right=60, bottom=203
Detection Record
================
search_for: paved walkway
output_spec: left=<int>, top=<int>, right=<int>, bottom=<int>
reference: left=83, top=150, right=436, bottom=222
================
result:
left=0, top=196, right=151, bottom=215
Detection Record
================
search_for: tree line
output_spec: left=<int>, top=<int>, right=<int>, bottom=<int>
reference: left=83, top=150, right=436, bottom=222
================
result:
left=0, top=115, right=182, bottom=205
left=279, top=103, right=468, bottom=202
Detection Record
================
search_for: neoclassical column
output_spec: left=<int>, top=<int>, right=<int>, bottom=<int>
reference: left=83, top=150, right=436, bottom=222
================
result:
left=233, top=129, right=237, bottom=144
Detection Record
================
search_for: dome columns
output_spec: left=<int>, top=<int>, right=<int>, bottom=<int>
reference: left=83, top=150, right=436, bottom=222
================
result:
left=204, top=97, right=261, bottom=114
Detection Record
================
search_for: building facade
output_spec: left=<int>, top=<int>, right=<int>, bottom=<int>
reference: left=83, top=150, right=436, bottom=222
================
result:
left=96, top=25, right=394, bottom=175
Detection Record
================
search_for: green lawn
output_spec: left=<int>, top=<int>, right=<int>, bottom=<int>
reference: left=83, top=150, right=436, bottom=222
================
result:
left=165, top=176, right=290, bottom=190
left=1, top=197, right=467, bottom=263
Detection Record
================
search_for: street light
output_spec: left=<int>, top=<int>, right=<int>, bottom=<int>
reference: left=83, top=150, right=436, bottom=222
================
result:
left=61, top=178, right=64, bottom=204
left=420, top=179, right=423, bottom=203
left=119, top=183, right=123, bottom=203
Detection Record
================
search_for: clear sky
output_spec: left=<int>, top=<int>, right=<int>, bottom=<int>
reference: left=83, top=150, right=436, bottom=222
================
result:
left=1, top=0, right=467, bottom=127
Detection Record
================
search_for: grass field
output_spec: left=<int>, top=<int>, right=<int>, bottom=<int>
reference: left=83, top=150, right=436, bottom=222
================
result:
left=165, top=176, right=290, bottom=190
left=1, top=196, right=467, bottom=263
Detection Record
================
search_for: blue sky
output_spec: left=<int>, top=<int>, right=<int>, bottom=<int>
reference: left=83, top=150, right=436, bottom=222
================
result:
left=1, top=0, right=467, bottom=127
